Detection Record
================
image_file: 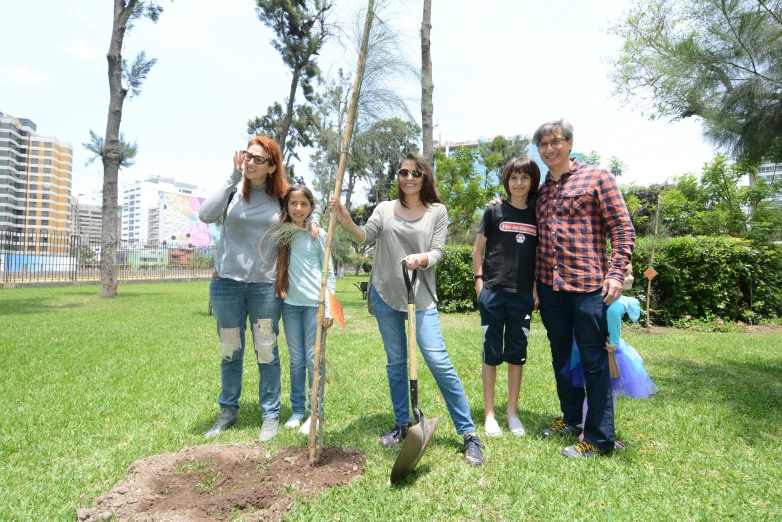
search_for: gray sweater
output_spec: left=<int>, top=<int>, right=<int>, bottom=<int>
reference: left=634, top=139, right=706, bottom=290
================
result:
left=361, top=201, right=447, bottom=313
left=198, top=169, right=280, bottom=283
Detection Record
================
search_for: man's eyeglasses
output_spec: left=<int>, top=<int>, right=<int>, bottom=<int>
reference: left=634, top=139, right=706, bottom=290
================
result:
left=242, top=151, right=271, bottom=165
left=537, top=137, right=567, bottom=150
left=398, top=168, right=423, bottom=179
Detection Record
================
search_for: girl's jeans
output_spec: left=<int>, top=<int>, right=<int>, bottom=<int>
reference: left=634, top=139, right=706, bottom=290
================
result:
left=281, top=303, right=318, bottom=417
left=210, top=278, right=282, bottom=420
left=371, top=286, right=475, bottom=435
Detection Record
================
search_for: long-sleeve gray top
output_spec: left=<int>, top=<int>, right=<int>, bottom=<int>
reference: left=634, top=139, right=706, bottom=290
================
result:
left=360, top=201, right=447, bottom=314
left=198, top=168, right=280, bottom=283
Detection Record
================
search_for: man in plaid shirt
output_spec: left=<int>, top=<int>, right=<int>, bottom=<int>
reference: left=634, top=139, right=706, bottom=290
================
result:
left=533, top=119, right=635, bottom=458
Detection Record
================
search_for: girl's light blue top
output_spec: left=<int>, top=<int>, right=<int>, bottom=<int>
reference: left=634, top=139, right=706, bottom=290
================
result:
left=284, top=228, right=336, bottom=317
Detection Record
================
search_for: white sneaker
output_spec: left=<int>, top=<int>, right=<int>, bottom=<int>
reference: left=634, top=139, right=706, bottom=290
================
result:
left=299, top=416, right=319, bottom=435
left=259, top=418, right=279, bottom=442
left=285, top=415, right=303, bottom=429
left=484, top=417, right=502, bottom=437
left=508, top=416, right=526, bottom=437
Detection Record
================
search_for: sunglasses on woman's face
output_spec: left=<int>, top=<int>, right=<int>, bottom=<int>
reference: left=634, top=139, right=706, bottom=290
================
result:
left=398, top=168, right=423, bottom=179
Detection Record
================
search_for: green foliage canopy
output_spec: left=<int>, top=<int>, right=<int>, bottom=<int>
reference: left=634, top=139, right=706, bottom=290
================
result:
left=610, top=0, right=782, bottom=164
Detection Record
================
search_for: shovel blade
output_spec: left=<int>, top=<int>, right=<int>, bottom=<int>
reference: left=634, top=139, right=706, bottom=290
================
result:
left=390, top=416, right=441, bottom=484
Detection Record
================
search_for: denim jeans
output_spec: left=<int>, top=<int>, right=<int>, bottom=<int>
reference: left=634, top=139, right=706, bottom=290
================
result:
left=371, top=287, right=475, bottom=435
left=281, top=303, right=318, bottom=417
left=209, top=277, right=282, bottom=420
left=537, top=282, right=614, bottom=449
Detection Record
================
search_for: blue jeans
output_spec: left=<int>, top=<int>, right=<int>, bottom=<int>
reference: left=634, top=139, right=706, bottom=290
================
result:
left=281, top=303, right=318, bottom=417
left=209, top=278, right=282, bottom=420
left=537, top=282, right=614, bottom=449
left=372, top=287, right=475, bottom=435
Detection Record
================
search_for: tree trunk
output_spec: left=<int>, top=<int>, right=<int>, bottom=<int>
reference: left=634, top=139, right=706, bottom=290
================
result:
left=279, top=67, right=302, bottom=163
left=344, top=169, right=356, bottom=210
left=421, top=0, right=434, bottom=168
left=100, top=0, right=136, bottom=298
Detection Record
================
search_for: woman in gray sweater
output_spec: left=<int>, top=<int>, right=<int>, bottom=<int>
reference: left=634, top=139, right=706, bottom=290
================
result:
left=198, top=136, right=289, bottom=443
left=329, top=153, right=484, bottom=466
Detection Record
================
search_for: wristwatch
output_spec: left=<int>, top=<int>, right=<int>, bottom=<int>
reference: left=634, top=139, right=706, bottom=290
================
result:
left=473, top=274, right=484, bottom=281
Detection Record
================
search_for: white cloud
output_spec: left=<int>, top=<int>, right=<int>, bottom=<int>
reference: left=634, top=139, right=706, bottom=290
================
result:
left=60, top=43, right=103, bottom=61
left=0, top=64, right=52, bottom=86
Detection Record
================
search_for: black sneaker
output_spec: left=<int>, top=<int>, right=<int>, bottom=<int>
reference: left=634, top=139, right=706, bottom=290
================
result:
left=379, top=423, right=409, bottom=447
left=562, top=440, right=612, bottom=459
left=541, top=419, right=582, bottom=438
left=205, top=407, right=238, bottom=439
left=459, top=433, right=485, bottom=466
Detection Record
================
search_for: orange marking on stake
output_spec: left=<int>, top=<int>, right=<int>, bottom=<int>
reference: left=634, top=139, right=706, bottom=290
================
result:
left=328, top=290, right=345, bottom=329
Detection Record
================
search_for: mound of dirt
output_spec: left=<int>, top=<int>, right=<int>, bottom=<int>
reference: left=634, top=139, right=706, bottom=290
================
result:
left=76, top=444, right=365, bottom=522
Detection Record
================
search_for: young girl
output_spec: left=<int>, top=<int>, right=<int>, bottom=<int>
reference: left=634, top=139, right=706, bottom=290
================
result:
left=561, top=263, right=658, bottom=445
left=472, top=158, right=540, bottom=438
left=275, top=185, right=335, bottom=435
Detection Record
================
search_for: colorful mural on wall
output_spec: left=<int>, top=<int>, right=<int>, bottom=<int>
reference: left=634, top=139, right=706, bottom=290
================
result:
left=159, top=192, right=220, bottom=246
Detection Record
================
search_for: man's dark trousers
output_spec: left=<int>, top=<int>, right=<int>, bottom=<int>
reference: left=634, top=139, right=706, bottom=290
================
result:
left=537, top=282, right=615, bottom=449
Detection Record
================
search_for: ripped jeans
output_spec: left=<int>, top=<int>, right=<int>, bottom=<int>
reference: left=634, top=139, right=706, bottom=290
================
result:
left=210, top=278, right=282, bottom=420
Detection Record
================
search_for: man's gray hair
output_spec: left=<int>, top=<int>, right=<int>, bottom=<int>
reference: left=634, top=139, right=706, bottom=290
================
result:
left=532, top=119, right=574, bottom=146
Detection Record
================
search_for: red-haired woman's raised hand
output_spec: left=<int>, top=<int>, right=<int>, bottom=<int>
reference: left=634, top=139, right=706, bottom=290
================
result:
left=233, top=150, right=244, bottom=172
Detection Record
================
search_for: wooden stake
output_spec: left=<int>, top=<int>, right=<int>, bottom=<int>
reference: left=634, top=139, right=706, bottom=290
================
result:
left=309, top=0, right=376, bottom=465
left=646, top=195, right=662, bottom=329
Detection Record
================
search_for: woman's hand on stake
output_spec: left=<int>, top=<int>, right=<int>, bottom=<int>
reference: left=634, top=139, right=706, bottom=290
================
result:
left=327, top=196, right=352, bottom=225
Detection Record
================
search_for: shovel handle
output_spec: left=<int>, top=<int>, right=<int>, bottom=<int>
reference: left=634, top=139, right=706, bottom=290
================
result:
left=402, top=261, right=419, bottom=415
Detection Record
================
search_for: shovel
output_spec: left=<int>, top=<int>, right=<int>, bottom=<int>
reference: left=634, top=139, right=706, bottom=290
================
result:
left=390, top=261, right=441, bottom=484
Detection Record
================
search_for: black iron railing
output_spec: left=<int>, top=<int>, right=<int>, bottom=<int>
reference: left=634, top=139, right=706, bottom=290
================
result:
left=0, top=231, right=215, bottom=283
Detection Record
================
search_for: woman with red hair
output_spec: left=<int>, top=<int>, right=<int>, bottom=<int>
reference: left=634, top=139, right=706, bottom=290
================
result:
left=198, top=136, right=290, bottom=442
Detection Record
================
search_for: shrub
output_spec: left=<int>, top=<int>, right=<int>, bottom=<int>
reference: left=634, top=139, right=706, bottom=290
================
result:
left=435, top=244, right=476, bottom=313
left=633, top=236, right=782, bottom=325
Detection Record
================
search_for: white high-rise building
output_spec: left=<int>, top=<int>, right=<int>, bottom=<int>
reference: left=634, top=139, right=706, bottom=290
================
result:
left=758, top=163, right=781, bottom=206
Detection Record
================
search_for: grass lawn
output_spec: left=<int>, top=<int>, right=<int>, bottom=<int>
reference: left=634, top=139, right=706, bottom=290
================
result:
left=1, top=276, right=781, bottom=520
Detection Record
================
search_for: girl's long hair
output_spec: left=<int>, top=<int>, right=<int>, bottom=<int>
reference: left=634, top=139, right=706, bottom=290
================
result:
left=242, top=135, right=289, bottom=202
left=275, top=185, right=315, bottom=298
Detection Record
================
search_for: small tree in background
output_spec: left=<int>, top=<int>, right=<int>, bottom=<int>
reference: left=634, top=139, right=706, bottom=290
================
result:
left=251, top=0, right=336, bottom=164
left=89, top=0, right=168, bottom=298
left=435, top=147, right=493, bottom=244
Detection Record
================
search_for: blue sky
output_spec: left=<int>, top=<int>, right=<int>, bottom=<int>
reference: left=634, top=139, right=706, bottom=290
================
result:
left=0, top=0, right=717, bottom=204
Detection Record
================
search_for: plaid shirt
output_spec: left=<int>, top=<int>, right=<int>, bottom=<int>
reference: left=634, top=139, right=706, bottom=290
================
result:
left=535, top=158, right=635, bottom=293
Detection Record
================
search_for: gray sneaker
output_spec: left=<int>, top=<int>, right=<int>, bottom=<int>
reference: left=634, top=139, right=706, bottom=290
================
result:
left=205, top=407, right=237, bottom=439
left=259, top=418, right=279, bottom=442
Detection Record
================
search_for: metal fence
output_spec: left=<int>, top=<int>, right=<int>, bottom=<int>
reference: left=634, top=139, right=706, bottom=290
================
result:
left=0, top=231, right=216, bottom=283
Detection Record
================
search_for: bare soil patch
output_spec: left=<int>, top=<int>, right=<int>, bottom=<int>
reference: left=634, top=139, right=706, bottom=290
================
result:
left=77, top=444, right=365, bottom=522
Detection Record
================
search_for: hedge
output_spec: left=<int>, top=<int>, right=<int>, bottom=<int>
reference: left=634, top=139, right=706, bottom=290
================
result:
left=632, top=236, right=782, bottom=325
left=435, top=237, right=782, bottom=324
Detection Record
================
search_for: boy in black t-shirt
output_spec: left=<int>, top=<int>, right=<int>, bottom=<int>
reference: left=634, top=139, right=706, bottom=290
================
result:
left=472, top=158, right=540, bottom=438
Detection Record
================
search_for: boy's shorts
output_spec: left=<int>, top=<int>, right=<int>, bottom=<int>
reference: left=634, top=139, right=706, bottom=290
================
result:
left=478, top=286, right=534, bottom=366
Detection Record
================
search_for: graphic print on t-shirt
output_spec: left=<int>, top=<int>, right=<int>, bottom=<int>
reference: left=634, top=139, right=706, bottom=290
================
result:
left=499, top=221, right=537, bottom=243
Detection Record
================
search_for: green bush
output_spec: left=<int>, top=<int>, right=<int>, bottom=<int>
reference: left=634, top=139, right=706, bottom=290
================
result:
left=633, top=236, right=782, bottom=325
left=435, top=244, right=476, bottom=313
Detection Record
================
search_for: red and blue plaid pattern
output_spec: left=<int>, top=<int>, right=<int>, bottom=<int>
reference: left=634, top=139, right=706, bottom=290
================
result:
left=535, top=158, right=635, bottom=292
